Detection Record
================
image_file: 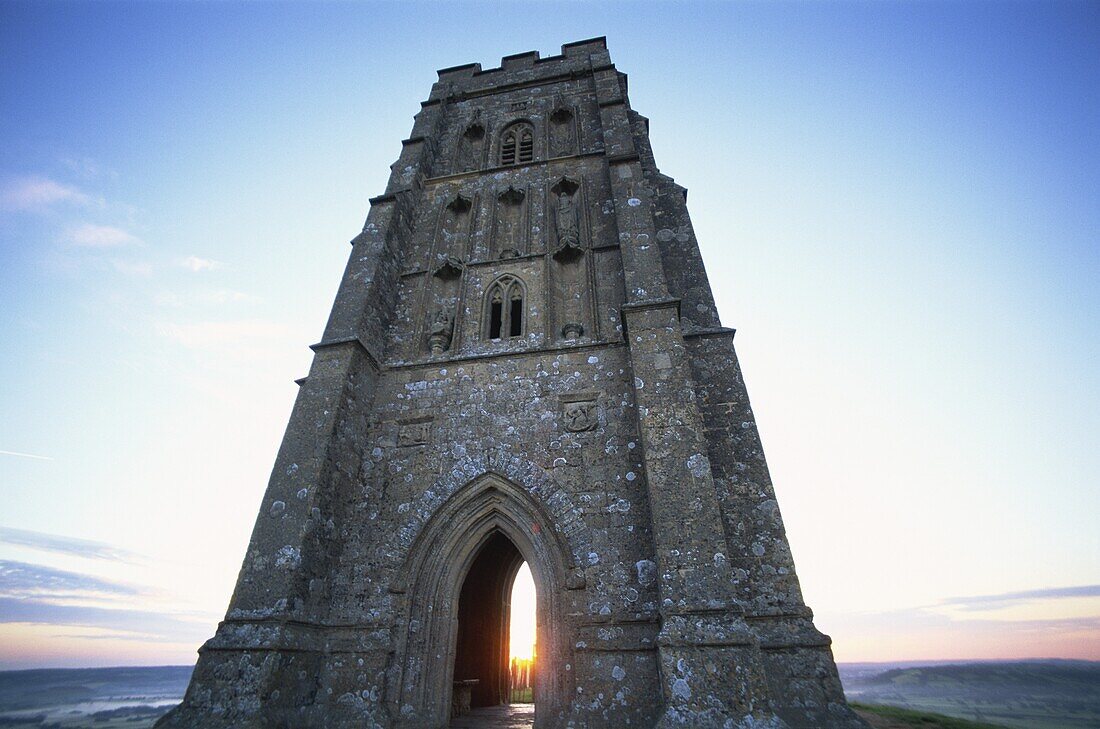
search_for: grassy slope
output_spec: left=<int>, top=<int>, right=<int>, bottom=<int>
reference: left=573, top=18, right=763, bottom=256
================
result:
left=853, top=702, right=1009, bottom=729
left=845, top=661, right=1100, bottom=729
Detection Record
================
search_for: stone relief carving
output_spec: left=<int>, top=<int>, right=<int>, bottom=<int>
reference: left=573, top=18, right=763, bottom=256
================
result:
left=398, top=420, right=432, bottom=447
left=549, top=103, right=576, bottom=157
left=457, top=117, right=484, bottom=173
left=551, top=179, right=583, bottom=262
left=561, top=322, right=584, bottom=340
left=495, top=186, right=525, bottom=259
left=562, top=400, right=598, bottom=432
left=428, top=307, right=454, bottom=355
left=446, top=194, right=472, bottom=216
left=432, top=255, right=464, bottom=280
left=556, top=192, right=579, bottom=248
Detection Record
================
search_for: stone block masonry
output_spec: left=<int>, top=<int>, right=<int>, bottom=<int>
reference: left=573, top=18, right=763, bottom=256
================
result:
left=157, top=37, right=868, bottom=729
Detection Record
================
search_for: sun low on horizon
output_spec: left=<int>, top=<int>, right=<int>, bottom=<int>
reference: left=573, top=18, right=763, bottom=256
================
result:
left=0, top=0, right=1098, bottom=684
left=509, top=563, right=537, bottom=662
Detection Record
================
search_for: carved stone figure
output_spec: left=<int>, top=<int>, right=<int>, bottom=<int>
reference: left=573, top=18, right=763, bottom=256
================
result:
left=562, top=400, right=597, bottom=432
left=495, top=186, right=525, bottom=258
left=428, top=306, right=454, bottom=355
left=556, top=191, right=579, bottom=248
left=457, top=114, right=484, bottom=173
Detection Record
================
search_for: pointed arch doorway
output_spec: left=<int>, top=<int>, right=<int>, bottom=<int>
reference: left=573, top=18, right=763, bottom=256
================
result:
left=449, top=530, right=537, bottom=727
left=395, top=472, right=579, bottom=727
left=452, top=531, right=523, bottom=708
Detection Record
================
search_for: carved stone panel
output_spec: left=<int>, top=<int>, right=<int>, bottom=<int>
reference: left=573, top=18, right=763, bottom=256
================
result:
left=398, top=419, right=432, bottom=447
left=561, top=395, right=598, bottom=432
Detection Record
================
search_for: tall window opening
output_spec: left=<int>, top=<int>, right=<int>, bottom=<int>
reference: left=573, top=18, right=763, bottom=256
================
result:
left=489, top=294, right=504, bottom=340
left=509, top=295, right=523, bottom=337
left=500, top=123, right=534, bottom=166
left=485, top=276, right=525, bottom=341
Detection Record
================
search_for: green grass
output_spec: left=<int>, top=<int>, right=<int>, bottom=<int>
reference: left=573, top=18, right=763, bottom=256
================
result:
left=852, top=702, right=1010, bottom=729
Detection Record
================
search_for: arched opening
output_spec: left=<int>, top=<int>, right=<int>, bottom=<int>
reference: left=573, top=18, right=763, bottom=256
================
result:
left=450, top=531, right=538, bottom=725
left=453, top=532, right=522, bottom=708
left=395, top=471, right=585, bottom=727
left=485, top=275, right=525, bottom=341
left=508, top=563, right=536, bottom=704
left=500, top=122, right=534, bottom=166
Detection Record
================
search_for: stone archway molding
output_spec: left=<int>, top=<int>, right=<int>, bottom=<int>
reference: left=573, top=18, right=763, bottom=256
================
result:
left=386, top=453, right=588, bottom=727
left=389, top=451, right=595, bottom=586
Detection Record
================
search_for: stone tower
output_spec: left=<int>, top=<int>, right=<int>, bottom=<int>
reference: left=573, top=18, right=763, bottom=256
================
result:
left=158, top=38, right=866, bottom=729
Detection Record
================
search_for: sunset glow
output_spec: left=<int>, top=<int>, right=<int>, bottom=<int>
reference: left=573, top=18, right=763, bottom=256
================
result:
left=0, top=2, right=1097, bottom=672
left=510, top=563, right=536, bottom=661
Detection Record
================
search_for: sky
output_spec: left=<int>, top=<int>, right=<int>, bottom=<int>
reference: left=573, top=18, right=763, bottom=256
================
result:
left=0, top=0, right=1098, bottom=670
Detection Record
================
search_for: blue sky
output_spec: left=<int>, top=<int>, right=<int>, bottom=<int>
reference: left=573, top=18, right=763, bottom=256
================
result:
left=0, top=1, right=1098, bottom=669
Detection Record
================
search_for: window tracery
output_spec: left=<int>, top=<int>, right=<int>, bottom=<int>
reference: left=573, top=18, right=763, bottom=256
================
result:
left=485, top=275, right=525, bottom=340
left=500, top=122, right=534, bottom=166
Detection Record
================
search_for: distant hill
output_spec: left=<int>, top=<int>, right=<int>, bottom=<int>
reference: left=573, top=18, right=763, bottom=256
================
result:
left=0, top=661, right=1097, bottom=729
left=853, top=702, right=1012, bottom=729
left=840, top=660, right=1100, bottom=729
left=0, top=665, right=191, bottom=728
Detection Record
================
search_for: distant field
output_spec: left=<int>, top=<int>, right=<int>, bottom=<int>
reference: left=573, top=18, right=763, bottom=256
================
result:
left=0, top=665, right=189, bottom=728
left=840, top=660, right=1100, bottom=729
left=0, top=660, right=1097, bottom=728
left=853, top=702, right=1009, bottom=729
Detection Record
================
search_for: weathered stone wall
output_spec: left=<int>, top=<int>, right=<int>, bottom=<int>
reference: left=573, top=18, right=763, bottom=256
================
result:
left=158, top=37, right=866, bottom=729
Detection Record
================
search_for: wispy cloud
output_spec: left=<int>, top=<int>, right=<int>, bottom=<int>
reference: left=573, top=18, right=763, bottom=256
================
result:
left=0, top=560, right=140, bottom=598
left=199, top=289, right=257, bottom=305
left=67, top=223, right=140, bottom=248
left=0, top=559, right=215, bottom=645
left=0, top=597, right=213, bottom=642
left=820, top=600, right=1100, bottom=662
left=827, top=584, right=1100, bottom=664
left=177, top=255, right=222, bottom=272
left=0, top=176, right=90, bottom=211
left=0, top=526, right=141, bottom=563
left=154, top=289, right=259, bottom=308
left=156, top=318, right=289, bottom=351
left=111, top=259, right=154, bottom=277
left=942, top=585, right=1100, bottom=611
left=0, top=449, right=53, bottom=461
left=60, top=156, right=116, bottom=181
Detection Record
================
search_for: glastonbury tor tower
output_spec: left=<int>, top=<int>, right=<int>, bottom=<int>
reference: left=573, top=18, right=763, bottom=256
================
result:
left=159, top=38, right=866, bottom=729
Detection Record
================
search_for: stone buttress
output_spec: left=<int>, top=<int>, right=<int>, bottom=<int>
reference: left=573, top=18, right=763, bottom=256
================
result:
left=157, top=38, right=867, bottom=729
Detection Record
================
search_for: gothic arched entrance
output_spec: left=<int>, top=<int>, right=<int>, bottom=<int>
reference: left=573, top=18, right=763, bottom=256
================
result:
left=390, top=472, right=577, bottom=728
left=452, top=531, right=524, bottom=710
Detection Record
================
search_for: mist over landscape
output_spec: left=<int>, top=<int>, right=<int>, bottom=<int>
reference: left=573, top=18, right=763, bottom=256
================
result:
left=1, top=2, right=1097, bottom=728
left=1, top=661, right=1097, bottom=729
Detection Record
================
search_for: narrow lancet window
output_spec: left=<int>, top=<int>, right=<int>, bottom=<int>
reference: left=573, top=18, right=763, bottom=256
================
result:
left=485, top=276, right=525, bottom=340
left=518, top=127, right=534, bottom=163
left=510, top=294, right=523, bottom=337
left=500, top=122, right=534, bottom=166
left=489, top=290, right=504, bottom=340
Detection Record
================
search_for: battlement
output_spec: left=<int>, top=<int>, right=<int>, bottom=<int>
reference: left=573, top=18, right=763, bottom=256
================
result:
left=435, top=37, right=611, bottom=90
